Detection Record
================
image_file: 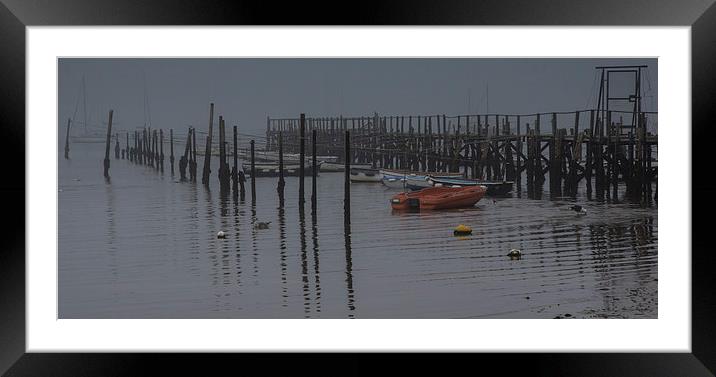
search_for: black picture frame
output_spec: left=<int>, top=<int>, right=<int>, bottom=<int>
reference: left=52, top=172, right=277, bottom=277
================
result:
left=1, top=1, right=713, bottom=375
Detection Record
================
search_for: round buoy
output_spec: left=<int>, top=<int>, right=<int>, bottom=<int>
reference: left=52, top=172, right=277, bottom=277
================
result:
left=453, top=224, right=472, bottom=236
left=217, top=231, right=226, bottom=239
left=507, top=248, right=522, bottom=259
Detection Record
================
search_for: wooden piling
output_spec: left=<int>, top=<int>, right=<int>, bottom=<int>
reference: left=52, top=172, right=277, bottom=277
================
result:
left=344, top=130, right=350, bottom=213
left=114, top=133, right=120, bottom=159
left=202, top=103, right=214, bottom=185
left=312, top=129, right=317, bottom=210
left=190, top=127, right=197, bottom=182
left=179, top=127, right=190, bottom=181
left=250, top=140, right=256, bottom=201
left=154, top=130, right=159, bottom=171
left=299, top=113, right=306, bottom=205
left=103, top=110, right=113, bottom=178
left=159, top=129, right=164, bottom=173
left=218, top=116, right=230, bottom=191
left=64, top=118, right=71, bottom=159
left=170, top=129, right=175, bottom=176
left=278, top=131, right=285, bottom=196
left=232, top=125, right=239, bottom=196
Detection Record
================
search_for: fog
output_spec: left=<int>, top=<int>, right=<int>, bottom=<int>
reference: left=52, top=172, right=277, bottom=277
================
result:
left=58, top=58, right=657, bottom=136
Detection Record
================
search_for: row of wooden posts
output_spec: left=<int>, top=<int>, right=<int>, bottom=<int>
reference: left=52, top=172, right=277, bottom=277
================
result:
left=267, top=110, right=657, bottom=203
left=83, top=105, right=656, bottom=207
left=92, top=106, right=342, bottom=209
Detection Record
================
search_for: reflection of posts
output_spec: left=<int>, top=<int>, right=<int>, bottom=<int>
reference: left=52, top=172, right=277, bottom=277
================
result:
left=311, top=206, right=322, bottom=312
left=344, top=209, right=355, bottom=315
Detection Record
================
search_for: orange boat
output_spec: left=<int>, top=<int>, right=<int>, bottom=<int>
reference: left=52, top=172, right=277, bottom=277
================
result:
left=390, top=186, right=487, bottom=210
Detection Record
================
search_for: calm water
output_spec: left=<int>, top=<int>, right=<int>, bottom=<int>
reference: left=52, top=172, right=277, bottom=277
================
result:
left=59, top=143, right=657, bottom=318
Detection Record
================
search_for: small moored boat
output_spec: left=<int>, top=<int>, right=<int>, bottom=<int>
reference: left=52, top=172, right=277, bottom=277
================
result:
left=350, top=167, right=383, bottom=182
left=427, top=176, right=514, bottom=196
left=390, top=186, right=487, bottom=210
left=381, top=170, right=463, bottom=190
left=321, top=162, right=372, bottom=172
left=242, top=163, right=319, bottom=177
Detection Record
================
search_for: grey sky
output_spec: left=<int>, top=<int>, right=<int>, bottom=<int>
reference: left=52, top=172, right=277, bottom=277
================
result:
left=58, top=58, right=657, bottom=136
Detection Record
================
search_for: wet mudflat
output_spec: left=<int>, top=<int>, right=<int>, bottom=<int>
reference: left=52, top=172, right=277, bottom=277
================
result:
left=59, top=143, right=657, bottom=318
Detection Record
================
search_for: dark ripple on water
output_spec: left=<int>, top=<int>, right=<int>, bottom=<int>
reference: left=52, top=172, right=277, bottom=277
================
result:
left=58, top=144, right=657, bottom=318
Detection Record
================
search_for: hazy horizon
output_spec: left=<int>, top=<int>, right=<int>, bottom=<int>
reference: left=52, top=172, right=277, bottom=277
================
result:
left=58, top=58, right=657, bottom=137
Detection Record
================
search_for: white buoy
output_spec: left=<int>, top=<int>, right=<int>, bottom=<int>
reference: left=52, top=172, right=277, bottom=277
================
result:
left=217, top=231, right=226, bottom=239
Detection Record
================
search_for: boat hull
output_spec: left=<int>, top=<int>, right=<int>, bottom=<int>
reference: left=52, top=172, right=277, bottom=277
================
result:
left=242, top=164, right=317, bottom=177
left=428, top=177, right=514, bottom=196
left=321, top=162, right=372, bottom=172
left=390, top=186, right=487, bottom=210
left=350, top=168, right=383, bottom=182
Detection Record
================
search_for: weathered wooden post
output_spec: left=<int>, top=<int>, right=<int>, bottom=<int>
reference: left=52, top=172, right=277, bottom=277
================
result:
left=299, top=113, right=306, bottom=205
left=232, top=125, right=239, bottom=196
left=218, top=116, right=230, bottom=191
left=179, top=127, right=190, bottom=181
left=159, top=129, right=164, bottom=173
left=149, top=130, right=155, bottom=168
left=344, top=130, right=350, bottom=214
left=312, top=128, right=317, bottom=210
left=114, top=133, right=120, bottom=159
left=154, top=130, right=160, bottom=171
left=145, top=128, right=150, bottom=165
left=64, top=118, right=71, bottom=159
left=191, top=127, right=197, bottom=182
left=250, top=140, right=256, bottom=201
left=569, top=111, right=580, bottom=196
left=277, top=131, right=285, bottom=196
left=103, top=110, right=113, bottom=178
left=170, top=128, right=175, bottom=176
left=202, top=103, right=215, bottom=185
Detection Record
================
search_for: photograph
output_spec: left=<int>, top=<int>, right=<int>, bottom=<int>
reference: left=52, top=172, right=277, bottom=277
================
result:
left=58, top=58, right=658, bottom=319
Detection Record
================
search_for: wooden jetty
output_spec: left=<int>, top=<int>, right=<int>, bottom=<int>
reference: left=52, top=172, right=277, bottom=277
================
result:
left=266, top=109, right=658, bottom=203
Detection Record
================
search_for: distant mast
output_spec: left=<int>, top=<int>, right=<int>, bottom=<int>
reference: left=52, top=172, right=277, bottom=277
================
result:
left=82, top=75, right=87, bottom=135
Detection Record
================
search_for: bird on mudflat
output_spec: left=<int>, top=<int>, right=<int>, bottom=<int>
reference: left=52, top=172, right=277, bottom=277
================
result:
left=570, top=205, right=587, bottom=215
left=254, top=221, right=271, bottom=229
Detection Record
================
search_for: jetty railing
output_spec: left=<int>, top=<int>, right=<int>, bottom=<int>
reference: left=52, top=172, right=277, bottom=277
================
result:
left=266, top=110, right=657, bottom=203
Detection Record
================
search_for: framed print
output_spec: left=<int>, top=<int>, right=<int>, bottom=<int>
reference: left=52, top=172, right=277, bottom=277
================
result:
left=1, top=0, right=714, bottom=375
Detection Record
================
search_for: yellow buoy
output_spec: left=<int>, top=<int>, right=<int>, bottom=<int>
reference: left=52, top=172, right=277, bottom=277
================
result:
left=453, top=224, right=472, bottom=236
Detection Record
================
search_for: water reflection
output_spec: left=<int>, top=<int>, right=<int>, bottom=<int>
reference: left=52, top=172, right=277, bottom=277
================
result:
left=278, top=196, right=288, bottom=307
left=59, top=144, right=657, bottom=319
left=311, top=207, right=322, bottom=314
left=344, top=210, right=356, bottom=317
left=299, top=203, right=310, bottom=316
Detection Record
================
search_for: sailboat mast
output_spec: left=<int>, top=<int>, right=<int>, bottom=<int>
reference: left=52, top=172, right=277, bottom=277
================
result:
left=486, top=83, right=489, bottom=115
left=82, top=75, right=87, bottom=135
